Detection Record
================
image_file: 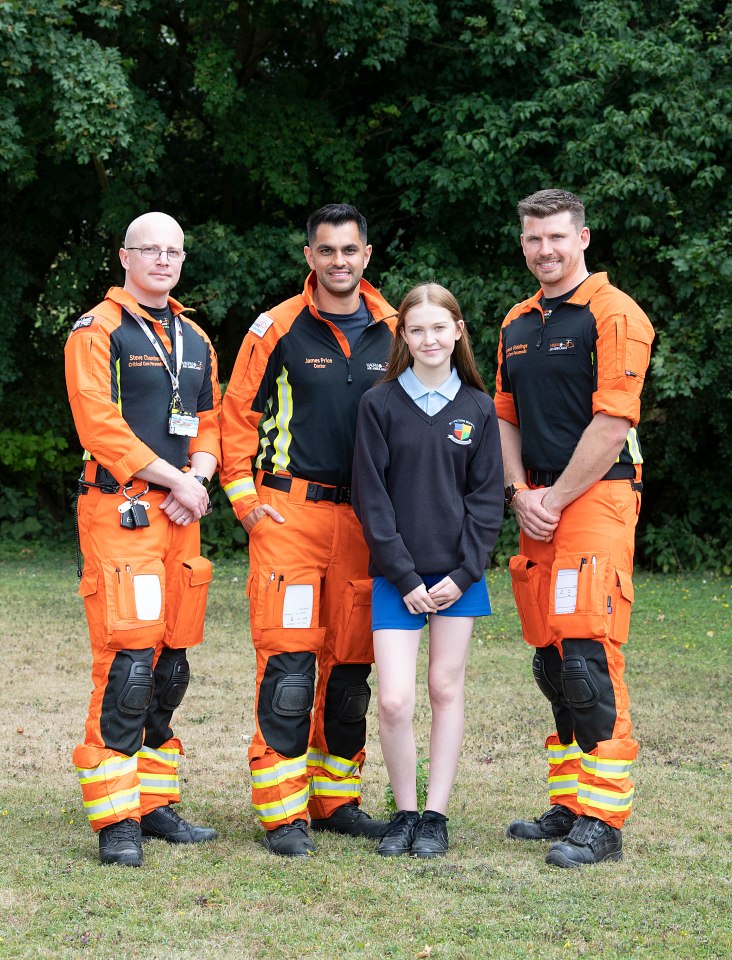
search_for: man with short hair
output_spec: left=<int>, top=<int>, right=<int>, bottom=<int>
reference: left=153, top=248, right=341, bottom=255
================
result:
left=496, top=189, right=654, bottom=867
left=221, top=204, right=396, bottom=856
left=65, top=211, right=221, bottom=867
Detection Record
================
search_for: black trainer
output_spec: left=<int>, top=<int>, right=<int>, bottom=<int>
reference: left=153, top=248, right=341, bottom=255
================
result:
left=545, top=815, right=622, bottom=868
left=310, top=801, right=390, bottom=838
left=410, top=813, right=449, bottom=859
left=99, top=818, right=143, bottom=867
left=262, top=819, right=316, bottom=857
left=376, top=810, right=420, bottom=857
left=506, top=804, right=577, bottom=841
left=140, top=806, right=217, bottom=844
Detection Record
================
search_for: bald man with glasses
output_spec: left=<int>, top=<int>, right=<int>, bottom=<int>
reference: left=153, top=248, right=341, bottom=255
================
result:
left=65, top=211, right=221, bottom=867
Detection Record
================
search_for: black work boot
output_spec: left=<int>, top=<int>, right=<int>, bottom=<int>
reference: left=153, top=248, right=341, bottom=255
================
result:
left=545, top=815, right=622, bottom=868
left=262, top=819, right=316, bottom=857
left=99, top=818, right=143, bottom=867
left=310, top=801, right=390, bottom=838
left=376, top=810, right=420, bottom=857
left=410, top=812, right=449, bottom=859
left=506, top=804, right=577, bottom=841
left=140, top=806, right=217, bottom=844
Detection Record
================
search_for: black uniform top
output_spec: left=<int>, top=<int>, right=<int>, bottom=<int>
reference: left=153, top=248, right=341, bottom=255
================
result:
left=495, top=273, right=655, bottom=473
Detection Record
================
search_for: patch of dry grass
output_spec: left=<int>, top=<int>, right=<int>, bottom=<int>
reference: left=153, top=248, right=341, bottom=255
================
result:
left=0, top=546, right=730, bottom=959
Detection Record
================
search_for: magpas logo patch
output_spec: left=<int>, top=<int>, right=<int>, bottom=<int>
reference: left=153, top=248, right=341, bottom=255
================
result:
left=548, top=338, right=576, bottom=353
left=448, top=420, right=474, bottom=445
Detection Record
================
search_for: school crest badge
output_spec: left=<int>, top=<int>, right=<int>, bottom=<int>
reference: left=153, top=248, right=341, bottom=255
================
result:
left=448, top=420, right=474, bottom=445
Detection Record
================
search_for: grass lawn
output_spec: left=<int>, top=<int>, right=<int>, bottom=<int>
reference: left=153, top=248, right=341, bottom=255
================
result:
left=0, top=545, right=730, bottom=960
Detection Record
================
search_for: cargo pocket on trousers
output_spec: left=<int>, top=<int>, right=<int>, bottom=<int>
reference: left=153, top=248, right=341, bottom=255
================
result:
left=509, top=555, right=552, bottom=647
left=254, top=565, right=322, bottom=633
left=547, top=552, right=610, bottom=641
left=608, top=568, right=634, bottom=644
left=99, top=557, right=166, bottom=650
left=167, top=556, right=213, bottom=649
left=333, top=579, right=374, bottom=664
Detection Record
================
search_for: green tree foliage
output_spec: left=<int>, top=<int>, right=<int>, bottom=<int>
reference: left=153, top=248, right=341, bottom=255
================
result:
left=1, top=0, right=730, bottom=566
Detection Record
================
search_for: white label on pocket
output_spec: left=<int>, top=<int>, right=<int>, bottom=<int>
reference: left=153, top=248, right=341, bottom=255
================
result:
left=134, top=574, right=162, bottom=620
left=554, top=569, right=578, bottom=614
left=282, top=584, right=313, bottom=628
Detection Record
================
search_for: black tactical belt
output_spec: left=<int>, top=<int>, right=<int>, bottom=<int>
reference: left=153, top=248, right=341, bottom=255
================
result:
left=528, top=463, right=638, bottom=487
left=260, top=471, right=352, bottom=505
left=79, top=462, right=169, bottom=494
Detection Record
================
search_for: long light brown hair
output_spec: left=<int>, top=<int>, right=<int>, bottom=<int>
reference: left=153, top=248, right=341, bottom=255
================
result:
left=383, top=282, right=487, bottom=392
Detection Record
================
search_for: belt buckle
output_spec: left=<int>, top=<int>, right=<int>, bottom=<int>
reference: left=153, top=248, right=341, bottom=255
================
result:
left=336, top=485, right=352, bottom=505
left=307, top=482, right=324, bottom=503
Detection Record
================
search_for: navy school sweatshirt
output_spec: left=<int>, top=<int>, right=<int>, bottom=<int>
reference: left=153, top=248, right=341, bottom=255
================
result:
left=352, top=379, right=504, bottom=597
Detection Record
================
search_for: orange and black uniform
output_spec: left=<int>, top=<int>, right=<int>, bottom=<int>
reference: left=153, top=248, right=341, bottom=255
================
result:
left=496, top=272, right=654, bottom=828
left=220, top=273, right=396, bottom=830
left=64, top=287, right=221, bottom=832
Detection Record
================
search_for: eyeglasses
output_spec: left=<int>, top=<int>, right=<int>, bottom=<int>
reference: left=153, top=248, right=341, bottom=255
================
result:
left=126, top=246, right=187, bottom=262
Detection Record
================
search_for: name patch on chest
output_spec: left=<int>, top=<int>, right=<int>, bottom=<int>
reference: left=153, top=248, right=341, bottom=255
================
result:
left=448, top=420, right=474, bottom=445
left=548, top=338, right=577, bottom=354
left=506, top=342, right=528, bottom=358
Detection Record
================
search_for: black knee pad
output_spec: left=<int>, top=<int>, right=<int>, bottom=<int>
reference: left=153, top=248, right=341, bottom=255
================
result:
left=155, top=649, right=191, bottom=712
left=324, top=664, right=372, bottom=760
left=272, top=673, right=315, bottom=717
left=259, top=651, right=316, bottom=757
left=101, top=649, right=155, bottom=755
left=532, top=649, right=561, bottom=704
left=561, top=654, right=599, bottom=709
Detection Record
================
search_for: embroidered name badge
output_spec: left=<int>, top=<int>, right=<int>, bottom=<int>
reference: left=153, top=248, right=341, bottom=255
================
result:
left=548, top=338, right=576, bottom=353
left=448, top=420, right=474, bottom=445
left=249, top=313, right=274, bottom=338
left=71, top=315, right=95, bottom=332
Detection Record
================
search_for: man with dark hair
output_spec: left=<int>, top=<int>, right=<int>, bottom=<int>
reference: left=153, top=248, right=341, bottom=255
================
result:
left=220, top=204, right=397, bottom=856
left=65, top=211, right=220, bottom=867
left=495, top=189, right=654, bottom=867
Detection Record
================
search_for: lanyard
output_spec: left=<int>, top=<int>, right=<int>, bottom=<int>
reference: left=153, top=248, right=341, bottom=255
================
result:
left=131, top=311, right=184, bottom=392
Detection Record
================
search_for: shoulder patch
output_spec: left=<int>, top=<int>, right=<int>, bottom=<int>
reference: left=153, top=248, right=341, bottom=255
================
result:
left=71, top=315, right=95, bottom=332
left=249, top=313, right=274, bottom=338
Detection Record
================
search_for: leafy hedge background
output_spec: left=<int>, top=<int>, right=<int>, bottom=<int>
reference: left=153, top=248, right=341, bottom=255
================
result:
left=1, top=0, right=730, bottom=570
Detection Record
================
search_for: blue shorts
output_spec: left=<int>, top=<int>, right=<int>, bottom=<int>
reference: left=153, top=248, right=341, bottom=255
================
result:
left=371, top=574, right=491, bottom=631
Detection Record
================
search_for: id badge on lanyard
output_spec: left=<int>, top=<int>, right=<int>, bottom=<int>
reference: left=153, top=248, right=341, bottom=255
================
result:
left=131, top=311, right=200, bottom=437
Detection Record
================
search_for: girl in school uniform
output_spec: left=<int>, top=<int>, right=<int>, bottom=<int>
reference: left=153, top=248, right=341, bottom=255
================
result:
left=352, top=282, right=504, bottom=858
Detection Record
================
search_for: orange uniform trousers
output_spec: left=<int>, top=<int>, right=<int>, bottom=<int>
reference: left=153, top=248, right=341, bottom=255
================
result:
left=245, top=474, right=374, bottom=830
left=509, top=478, right=641, bottom=828
left=73, top=476, right=212, bottom=832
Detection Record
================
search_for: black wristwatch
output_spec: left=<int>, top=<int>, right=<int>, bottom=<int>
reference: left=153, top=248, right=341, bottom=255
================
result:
left=504, top=482, right=529, bottom=507
left=194, top=475, right=210, bottom=489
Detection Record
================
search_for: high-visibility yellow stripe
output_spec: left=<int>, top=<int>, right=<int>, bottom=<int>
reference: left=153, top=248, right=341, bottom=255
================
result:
left=251, top=755, right=307, bottom=787
left=115, top=358, right=122, bottom=412
left=306, top=749, right=360, bottom=779
left=626, top=427, right=643, bottom=464
left=581, top=755, right=633, bottom=779
left=223, top=477, right=256, bottom=503
left=309, top=777, right=361, bottom=798
left=270, top=367, right=293, bottom=474
left=84, top=787, right=140, bottom=821
left=137, top=745, right=180, bottom=766
left=76, top=756, right=137, bottom=784
left=578, top=784, right=634, bottom=811
left=546, top=741, right=581, bottom=764
left=252, top=785, right=310, bottom=822
left=255, top=415, right=276, bottom=470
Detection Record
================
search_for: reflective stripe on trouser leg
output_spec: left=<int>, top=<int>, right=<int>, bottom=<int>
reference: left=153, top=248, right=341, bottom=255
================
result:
left=137, top=737, right=184, bottom=816
left=73, top=745, right=140, bottom=831
left=249, top=647, right=317, bottom=829
left=577, top=738, right=637, bottom=828
left=545, top=734, right=582, bottom=814
left=307, top=504, right=372, bottom=821
left=251, top=753, right=310, bottom=826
